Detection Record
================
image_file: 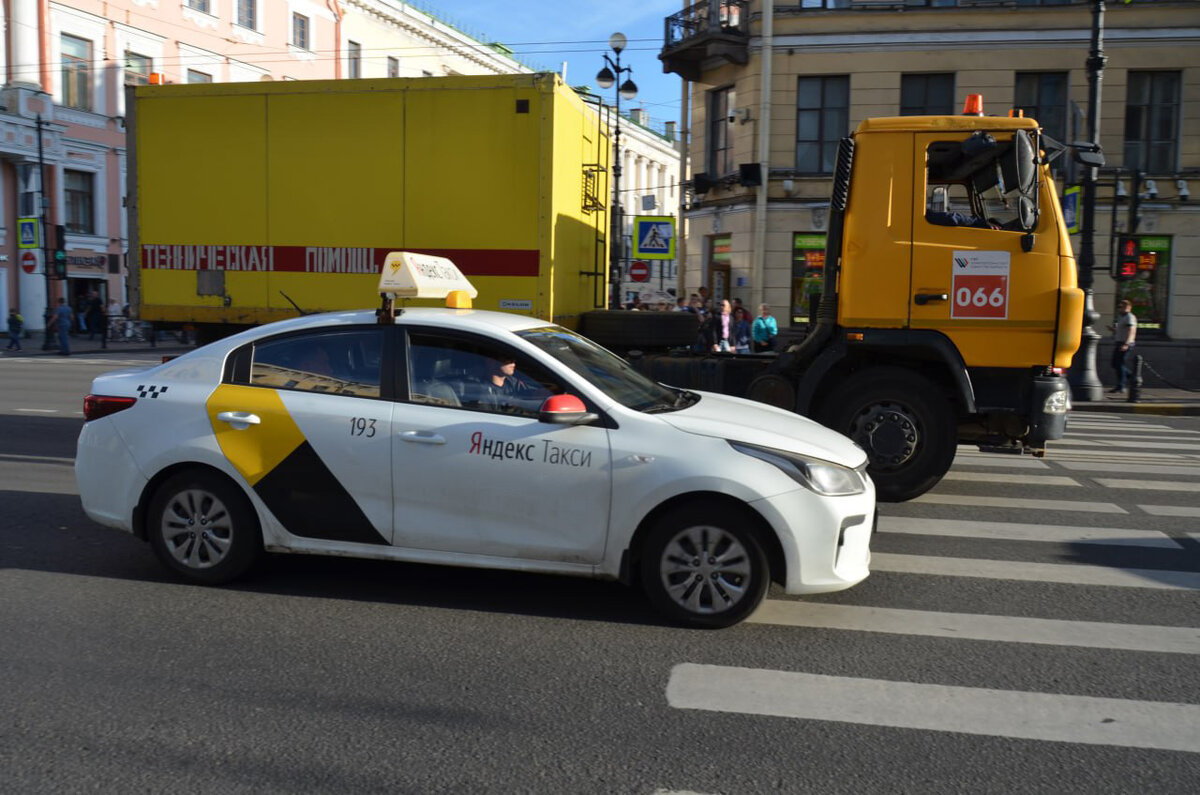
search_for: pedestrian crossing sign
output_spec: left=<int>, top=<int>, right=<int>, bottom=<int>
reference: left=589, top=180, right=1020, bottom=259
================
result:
left=17, top=217, right=39, bottom=249
left=632, top=216, right=675, bottom=260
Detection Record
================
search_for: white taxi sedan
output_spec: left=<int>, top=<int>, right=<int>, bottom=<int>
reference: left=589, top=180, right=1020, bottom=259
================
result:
left=77, top=276, right=873, bottom=629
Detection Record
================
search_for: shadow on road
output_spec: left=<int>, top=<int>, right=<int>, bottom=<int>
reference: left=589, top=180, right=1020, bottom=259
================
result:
left=1, top=489, right=661, bottom=627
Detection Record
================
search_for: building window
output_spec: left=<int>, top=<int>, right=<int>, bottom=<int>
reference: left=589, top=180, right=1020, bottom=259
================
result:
left=65, top=171, right=95, bottom=235
left=900, top=73, right=955, bottom=116
left=292, top=13, right=310, bottom=50
left=707, top=87, right=734, bottom=176
left=792, top=233, right=827, bottom=325
left=1116, top=236, right=1170, bottom=336
left=237, top=0, right=256, bottom=30
left=125, top=52, right=152, bottom=86
left=348, top=41, right=362, bottom=79
left=187, top=70, right=213, bottom=84
left=1014, top=72, right=1067, bottom=145
left=186, top=0, right=211, bottom=12
left=61, top=35, right=92, bottom=110
left=1124, top=71, right=1180, bottom=173
left=796, top=75, right=848, bottom=174
left=387, top=57, right=399, bottom=78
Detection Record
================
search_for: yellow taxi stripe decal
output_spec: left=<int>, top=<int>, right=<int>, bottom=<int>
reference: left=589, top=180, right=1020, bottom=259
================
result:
left=206, top=384, right=306, bottom=487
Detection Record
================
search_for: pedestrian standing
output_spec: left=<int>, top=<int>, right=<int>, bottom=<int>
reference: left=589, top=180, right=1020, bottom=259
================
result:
left=51, top=298, right=72, bottom=355
left=752, top=304, right=778, bottom=352
left=1108, top=299, right=1137, bottom=394
left=86, top=292, right=104, bottom=341
left=75, top=294, right=89, bottom=335
left=708, top=299, right=734, bottom=353
left=732, top=306, right=752, bottom=354
left=107, top=298, right=122, bottom=340
left=6, top=308, right=23, bottom=351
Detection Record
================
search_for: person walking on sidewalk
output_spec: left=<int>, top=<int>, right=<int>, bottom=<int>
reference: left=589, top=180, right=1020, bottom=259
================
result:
left=1109, top=299, right=1137, bottom=394
left=6, top=308, right=23, bottom=351
left=49, top=298, right=72, bottom=355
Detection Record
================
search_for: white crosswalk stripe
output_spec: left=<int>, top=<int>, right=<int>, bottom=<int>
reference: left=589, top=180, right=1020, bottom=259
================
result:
left=668, top=411, right=1200, bottom=754
left=667, top=665, right=1200, bottom=753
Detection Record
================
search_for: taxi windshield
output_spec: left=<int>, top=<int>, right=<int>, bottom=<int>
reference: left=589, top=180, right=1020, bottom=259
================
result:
left=517, top=327, right=693, bottom=412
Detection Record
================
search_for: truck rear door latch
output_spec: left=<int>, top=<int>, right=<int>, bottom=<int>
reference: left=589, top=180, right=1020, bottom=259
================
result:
left=913, top=293, right=949, bottom=305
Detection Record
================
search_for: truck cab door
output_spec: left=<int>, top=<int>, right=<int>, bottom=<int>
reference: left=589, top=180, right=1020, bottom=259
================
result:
left=910, top=132, right=1062, bottom=368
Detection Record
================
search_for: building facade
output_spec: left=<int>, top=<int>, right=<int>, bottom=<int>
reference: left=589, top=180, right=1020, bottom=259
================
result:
left=661, top=0, right=1197, bottom=384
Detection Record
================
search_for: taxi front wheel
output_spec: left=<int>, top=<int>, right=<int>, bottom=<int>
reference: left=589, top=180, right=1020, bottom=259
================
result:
left=640, top=504, right=769, bottom=628
left=147, top=470, right=262, bottom=585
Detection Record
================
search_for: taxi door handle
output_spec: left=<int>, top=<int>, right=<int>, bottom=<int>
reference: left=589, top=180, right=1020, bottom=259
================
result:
left=914, top=292, right=949, bottom=305
left=217, top=411, right=261, bottom=430
left=400, top=430, right=446, bottom=445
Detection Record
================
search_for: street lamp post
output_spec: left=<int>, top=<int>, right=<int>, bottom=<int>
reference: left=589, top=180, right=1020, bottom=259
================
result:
left=1068, top=0, right=1107, bottom=401
left=596, top=32, right=637, bottom=309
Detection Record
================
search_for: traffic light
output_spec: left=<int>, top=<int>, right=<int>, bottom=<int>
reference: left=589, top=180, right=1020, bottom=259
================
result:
left=53, top=223, right=66, bottom=278
left=1113, top=235, right=1138, bottom=281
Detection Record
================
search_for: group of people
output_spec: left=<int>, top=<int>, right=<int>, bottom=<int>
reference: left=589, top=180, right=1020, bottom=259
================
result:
left=673, top=289, right=777, bottom=354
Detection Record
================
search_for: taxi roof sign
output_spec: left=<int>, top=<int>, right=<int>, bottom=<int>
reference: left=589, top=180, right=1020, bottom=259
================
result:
left=379, top=252, right=478, bottom=301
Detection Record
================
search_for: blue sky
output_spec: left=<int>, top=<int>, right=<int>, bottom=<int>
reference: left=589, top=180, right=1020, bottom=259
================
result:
left=420, top=1, right=685, bottom=133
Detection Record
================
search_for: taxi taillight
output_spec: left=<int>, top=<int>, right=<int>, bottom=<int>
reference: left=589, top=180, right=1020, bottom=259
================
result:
left=83, top=395, right=137, bottom=421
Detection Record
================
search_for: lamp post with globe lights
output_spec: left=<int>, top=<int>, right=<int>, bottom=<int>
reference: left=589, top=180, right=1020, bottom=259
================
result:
left=596, top=32, right=637, bottom=308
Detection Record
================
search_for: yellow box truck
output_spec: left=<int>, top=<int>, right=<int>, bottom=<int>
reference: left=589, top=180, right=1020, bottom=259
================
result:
left=126, top=73, right=610, bottom=341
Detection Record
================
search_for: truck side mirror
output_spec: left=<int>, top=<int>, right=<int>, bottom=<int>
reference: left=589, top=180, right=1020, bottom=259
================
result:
left=1070, top=142, right=1105, bottom=168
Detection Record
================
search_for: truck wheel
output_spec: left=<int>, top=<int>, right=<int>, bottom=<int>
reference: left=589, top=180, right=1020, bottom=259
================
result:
left=147, top=470, right=262, bottom=585
left=820, top=368, right=955, bottom=502
left=578, top=310, right=699, bottom=350
left=639, top=503, right=769, bottom=628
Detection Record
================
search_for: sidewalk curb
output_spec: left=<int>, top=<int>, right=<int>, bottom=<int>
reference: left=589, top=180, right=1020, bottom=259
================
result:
left=1072, top=402, right=1200, bottom=416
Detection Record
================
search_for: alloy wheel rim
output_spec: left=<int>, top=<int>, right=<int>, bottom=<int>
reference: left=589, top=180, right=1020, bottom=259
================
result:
left=160, top=488, right=233, bottom=569
left=659, top=524, right=752, bottom=615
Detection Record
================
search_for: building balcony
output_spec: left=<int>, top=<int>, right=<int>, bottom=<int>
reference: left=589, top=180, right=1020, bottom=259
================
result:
left=660, top=0, right=750, bottom=82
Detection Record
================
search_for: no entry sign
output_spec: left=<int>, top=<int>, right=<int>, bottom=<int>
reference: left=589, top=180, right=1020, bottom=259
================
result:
left=20, top=250, right=37, bottom=274
left=629, top=261, right=650, bottom=283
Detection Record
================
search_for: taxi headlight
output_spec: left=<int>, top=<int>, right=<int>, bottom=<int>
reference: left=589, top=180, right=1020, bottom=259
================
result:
left=729, top=441, right=866, bottom=497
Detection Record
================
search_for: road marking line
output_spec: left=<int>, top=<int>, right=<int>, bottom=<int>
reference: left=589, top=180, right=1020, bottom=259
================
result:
left=870, top=552, right=1200, bottom=590
left=15, top=408, right=57, bottom=413
left=941, top=471, right=1079, bottom=486
left=746, top=601, right=1200, bottom=654
left=1093, top=478, right=1197, bottom=492
left=666, top=664, right=1200, bottom=753
left=911, top=494, right=1126, bottom=513
left=879, top=516, right=1182, bottom=549
left=1056, top=462, right=1200, bottom=476
left=951, top=455, right=1049, bottom=469
left=1102, top=440, right=1200, bottom=451
left=1139, top=505, right=1200, bottom=518
left=0, top=453, right=75, bottom=465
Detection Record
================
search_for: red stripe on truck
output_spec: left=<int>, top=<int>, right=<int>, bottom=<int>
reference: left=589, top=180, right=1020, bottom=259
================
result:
left=140, top=245, right=539, bottom=278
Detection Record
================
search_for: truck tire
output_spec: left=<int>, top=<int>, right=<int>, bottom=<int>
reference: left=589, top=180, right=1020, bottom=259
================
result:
left=819, top=367, right=955, bottom=503
left=578, top=310, right=699, bottom=350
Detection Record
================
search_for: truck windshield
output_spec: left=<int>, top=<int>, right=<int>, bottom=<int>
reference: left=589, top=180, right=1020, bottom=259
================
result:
left=518, top=327, right=693, bottom=412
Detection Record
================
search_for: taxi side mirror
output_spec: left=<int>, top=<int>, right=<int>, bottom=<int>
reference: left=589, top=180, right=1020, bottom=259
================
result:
left=539, top=394, right=598, bottom=425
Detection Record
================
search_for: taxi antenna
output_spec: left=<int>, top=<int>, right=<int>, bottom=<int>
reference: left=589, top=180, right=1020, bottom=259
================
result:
left=279, top=290, right=312, bottom=316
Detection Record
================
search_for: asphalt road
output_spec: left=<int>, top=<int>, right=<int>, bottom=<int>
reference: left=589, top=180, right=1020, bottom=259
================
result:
left=2, top=351, right=1198, bottom=793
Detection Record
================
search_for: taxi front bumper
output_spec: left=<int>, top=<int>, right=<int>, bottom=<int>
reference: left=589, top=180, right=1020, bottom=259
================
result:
left=750, top=482, right=874, bottom=595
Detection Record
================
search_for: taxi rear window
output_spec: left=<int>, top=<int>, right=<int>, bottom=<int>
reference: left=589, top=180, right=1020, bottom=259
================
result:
left=244, top=330, right=384, bottom=398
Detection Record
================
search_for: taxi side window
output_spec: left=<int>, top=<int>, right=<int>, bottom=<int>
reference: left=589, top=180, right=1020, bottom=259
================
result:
left=406, top=333, right=560, bottom=419
left=249, top=330, right=383, bottom=398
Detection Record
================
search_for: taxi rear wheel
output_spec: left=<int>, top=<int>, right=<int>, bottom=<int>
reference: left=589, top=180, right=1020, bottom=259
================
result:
left=147, top=470, right=261, bottom=585
left=640, top=504, right=769, bottom=628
